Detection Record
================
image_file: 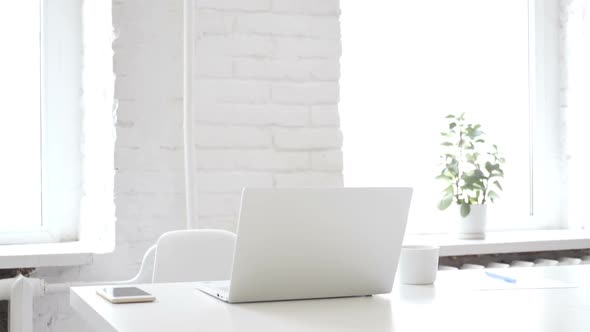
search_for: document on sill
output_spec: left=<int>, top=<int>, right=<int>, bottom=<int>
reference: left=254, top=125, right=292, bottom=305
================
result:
left=469, top=272, right=577, bottom=291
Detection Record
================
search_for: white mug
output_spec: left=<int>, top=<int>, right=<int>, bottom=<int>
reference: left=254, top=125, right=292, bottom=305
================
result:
left=399, top=245, right=440, bottom=285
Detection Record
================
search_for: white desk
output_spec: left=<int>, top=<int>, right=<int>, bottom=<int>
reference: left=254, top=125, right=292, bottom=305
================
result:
left=70, top=265, right=590, bottom=332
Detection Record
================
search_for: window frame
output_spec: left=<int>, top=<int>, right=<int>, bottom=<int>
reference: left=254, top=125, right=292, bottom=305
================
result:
left=526, top=0, right=564, bottom=230
left=340, top=0, right=566, bottom=234
left=0, top=0, right=83, bottom=245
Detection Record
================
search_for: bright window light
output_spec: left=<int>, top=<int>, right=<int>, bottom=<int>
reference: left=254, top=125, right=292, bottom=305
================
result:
left=0, top=1, right=43, bottom=231
left=341, top=0, right=532, bottom=232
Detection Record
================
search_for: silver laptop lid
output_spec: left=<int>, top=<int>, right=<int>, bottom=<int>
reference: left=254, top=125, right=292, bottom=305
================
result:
left=227, top=187, right=413, bottom=303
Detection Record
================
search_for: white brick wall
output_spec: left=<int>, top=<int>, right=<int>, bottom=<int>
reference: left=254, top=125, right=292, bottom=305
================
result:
left=32, top=0, right=342, bottom=330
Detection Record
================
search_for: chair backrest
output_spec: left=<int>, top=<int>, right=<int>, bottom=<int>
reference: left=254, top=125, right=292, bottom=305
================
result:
left=152, top=229, right=236, bottom=283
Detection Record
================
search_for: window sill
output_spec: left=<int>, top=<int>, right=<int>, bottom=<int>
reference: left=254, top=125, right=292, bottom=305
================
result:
left=403, top=229, right=590, bottom=257
left=0, top=241, right=94, bottom=268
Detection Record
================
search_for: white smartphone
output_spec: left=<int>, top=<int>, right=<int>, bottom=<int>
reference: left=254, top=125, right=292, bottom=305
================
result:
left=96, top=286, right=156, bottom=304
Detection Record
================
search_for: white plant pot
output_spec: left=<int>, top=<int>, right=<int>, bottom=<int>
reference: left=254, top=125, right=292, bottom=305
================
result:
left=455, top=204, right=487, bottom=240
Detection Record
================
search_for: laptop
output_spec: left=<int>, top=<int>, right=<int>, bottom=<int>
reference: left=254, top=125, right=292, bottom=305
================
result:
left=194, top=187, right=413, bottom=303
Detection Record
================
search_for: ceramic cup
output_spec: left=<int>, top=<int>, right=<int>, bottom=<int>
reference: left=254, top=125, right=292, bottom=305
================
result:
left=399, top=245, right=440, bottom=285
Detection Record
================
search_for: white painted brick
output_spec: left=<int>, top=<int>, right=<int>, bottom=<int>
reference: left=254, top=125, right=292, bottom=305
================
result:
left=234, top=59, right=308, bottom=81
left=271, top=82, right=339, bottom=104
left=195, top=103, right=308, bottom=126
left=194, top=79, right=271, bottom=104
left=198, top=193, right=242, bottom=216
left=235, top=14, right=340, bottom=39
left=196, top=35, right=276, bottom=57
left=115, top=170, right=185, bottom=194
left=115, top=98, right=183, bottom=126
left=304, top=59, right=340, bottom=80
left=195, top=54, right=233, bottom=78
left=196, top=103, right=274, bottom=125
left=234, top=59, right=339, bottom=81
left=196, top=0, right=271, bottom=11
left=311, top=105, right=340, bottom=126
left=272, top=105, right=310, bottom=126
left=311, top=150, right=343, bottom=171
left=195, top=10, right=234, bottom=35
left=275, top=37, right=341, bottom=59
left=274, top=172, right=343, bottom=187
left=197, top=171, right=274, bottom=192
left=116, top=124, right=183, bottom=150
left=198, top=216, right=238, bottom=232
left=195, top=125, right=273, bottom=148
left=272, top=0, right=340, bottom=15
left=115, top=73, right=182, bottom=100
left=273, top=128, right=342, bottom=149
left=115, top=146, right=184, bottom=171
left=114, top=47, right=181, bottom=80
left=197, top=149, right=309, bottom=170
left=115, top=193, right=185, bottom=219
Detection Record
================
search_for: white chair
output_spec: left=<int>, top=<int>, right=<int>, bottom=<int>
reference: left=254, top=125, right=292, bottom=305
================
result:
left=127, top=229, right=236, bottom=284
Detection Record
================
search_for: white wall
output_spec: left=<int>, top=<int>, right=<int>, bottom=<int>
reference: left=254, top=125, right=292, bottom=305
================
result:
left=31, top=0, right=342, bottom=330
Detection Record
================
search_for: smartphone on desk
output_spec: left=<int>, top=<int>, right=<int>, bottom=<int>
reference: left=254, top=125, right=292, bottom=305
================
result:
left=96, top=286, right=156, bottom=304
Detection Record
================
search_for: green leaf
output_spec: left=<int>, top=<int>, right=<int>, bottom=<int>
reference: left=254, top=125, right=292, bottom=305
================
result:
left=435, top=174, right=453, bottom=182
left=466, top=129, right=483, bottom=139
left=485, top=161, right=493, bottom=174
left=441, top=142, right=453, bottom=146
left=447, top=159, right=459, bottom=175
left=438, top=195, right=453, bottom=211
left=460, top=202, right=471, bottom=217
left=473, top=169, right=485, bottom=178
left=493, top=180, right=503, bottom=191
left=449, top=122, right=457, bottom=130
left=443, top=185, right=454, bottom=195
left=444, top=153, right=456, bottom=159
left=446, top=114, right=455, bottom=119
left=488, top=191, right=499, bottom=199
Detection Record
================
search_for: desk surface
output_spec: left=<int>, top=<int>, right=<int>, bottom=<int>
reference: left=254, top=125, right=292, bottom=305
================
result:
left=70, top=265, right=590, bottom=332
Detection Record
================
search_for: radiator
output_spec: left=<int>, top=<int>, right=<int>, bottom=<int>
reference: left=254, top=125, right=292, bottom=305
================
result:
left=440, top=255, right=590, bottom=270
left=0, top=276, right=44, bottom=332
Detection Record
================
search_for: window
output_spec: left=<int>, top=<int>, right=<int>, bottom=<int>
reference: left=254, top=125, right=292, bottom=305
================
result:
left=0, top=2, right=43, bottom=233
left=0, top=1, right=82, bottom=244
left=340, top=0, right=563, bottom=233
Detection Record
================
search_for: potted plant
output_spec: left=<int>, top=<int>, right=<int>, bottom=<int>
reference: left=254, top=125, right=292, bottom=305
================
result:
left=436, top=113, right=505, bottom=239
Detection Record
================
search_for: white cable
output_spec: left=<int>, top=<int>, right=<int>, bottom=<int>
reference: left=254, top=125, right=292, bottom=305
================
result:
left=183, top=0, right=198, bottom=229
